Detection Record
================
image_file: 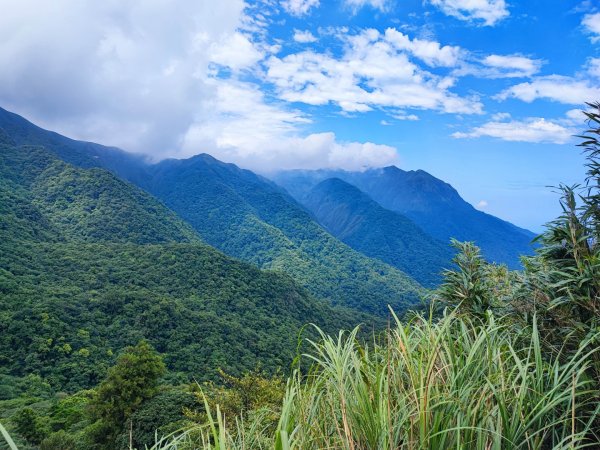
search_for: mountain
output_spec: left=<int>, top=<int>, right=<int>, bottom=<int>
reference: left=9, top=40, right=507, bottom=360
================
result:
left=141, top=154, right=423, bottom=315
left=0, top=107, right=148, bottom=183
left=0, top=107, right=424, bottom=316
left=303, top=178, right=454, bottom=286
left=0, top=139, right=376, bottom=393
left=272, top=167, right=536, bottom=269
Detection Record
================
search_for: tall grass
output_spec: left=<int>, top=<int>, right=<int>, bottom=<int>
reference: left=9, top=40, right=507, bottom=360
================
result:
left=148, top=311, right=600, bottom=450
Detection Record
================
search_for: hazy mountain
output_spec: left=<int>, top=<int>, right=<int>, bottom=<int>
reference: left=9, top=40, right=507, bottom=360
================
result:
left=273, top=167, right=536, bottom=269
left=303, top=178, right=454, bottom=286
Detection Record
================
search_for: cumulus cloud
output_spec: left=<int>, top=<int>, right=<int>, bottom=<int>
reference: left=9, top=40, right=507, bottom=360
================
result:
left=452, top=114, right=575, bottom=144
left=582, top=12, right=600, bottom=42
left=476, top=200, right=488, bottom=209
left=384, top=28, right=462, bottom=67
left=208, top=32, right=265, bottom=70
left=0, top=0, right=400, bottom=172
left=0, top=0, right=249, bottom=155
left=293, top=29, right=318, bottom=43
left=266, top=28, right=482, bottom=115
left=281, top=0, right=319, bottom=16
left=428, top=0, right=509, bottom=26
left=586, top=57, right=600, bottom=78
left=496, top=75, right=600, bottom=104
left=181, top=79, right=399, bottom=172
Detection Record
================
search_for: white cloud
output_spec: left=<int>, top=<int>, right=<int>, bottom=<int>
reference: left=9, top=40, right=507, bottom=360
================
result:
left=428, top=0, right=509, bottom=26
left=281, top=0, right=319, bottom=16
left=266, top=28, right=482, bottom=115
left=181, top=79, right=399, bottom=172
left=582, top=12, right=600, bottom=42
left=0, top=0, right=399, bottom=172
left=481, top=54, right=542, bottom=77
left=0, top=0, right=248, bottom=155
left=586, top=57, right=600, bottom=78
left=452, top=114, right=574, bottom=144
left=565, top=108, right=585, bottom=123
left=496, top=75, right=600, bottom=104
left=293, top=29, right=318, bottom=43
left=391, top=111, right=420, bottom=120
left=209, top=32, right=264, bottom=70
left=384, top=28, right=462, bottom=67
left=476, top=200, right=488, bottom=209
left=344, top=0, right=389, bottom=12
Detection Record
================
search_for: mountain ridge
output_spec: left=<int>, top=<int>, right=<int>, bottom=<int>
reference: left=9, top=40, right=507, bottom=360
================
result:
left=303, top=177, right=454, bottom=286
left=272, top=167, right=536, bottom=269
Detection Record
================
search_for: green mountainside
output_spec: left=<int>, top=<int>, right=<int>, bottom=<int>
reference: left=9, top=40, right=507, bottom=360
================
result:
left=0, top=140, right=376, bottom=393
left=143, top=154, right=423, bottom=315
left=303, top=178, right=454, bottom=286
left=0, top=107, right=424, bottom=316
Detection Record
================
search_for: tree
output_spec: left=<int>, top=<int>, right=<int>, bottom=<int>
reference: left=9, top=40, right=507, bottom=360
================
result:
left=12, top=407, right=49, bottom=445
left=89, top=340, right=166, bottom=449
left=436, top=240, right=496, bottom=317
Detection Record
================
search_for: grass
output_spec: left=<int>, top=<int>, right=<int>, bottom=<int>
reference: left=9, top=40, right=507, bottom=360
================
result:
left=146, top=311, right=600, bottom=449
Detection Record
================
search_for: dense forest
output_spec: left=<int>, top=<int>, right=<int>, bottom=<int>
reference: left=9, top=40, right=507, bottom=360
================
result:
left=1, top=104, right=599, bottom=449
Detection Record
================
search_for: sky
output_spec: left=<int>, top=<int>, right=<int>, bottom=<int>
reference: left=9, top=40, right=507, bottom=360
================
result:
left=0, top=0, right=599, bottom=231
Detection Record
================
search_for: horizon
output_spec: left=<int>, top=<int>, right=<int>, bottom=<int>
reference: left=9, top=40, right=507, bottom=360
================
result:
left=1, top=1, right=598, bottom=231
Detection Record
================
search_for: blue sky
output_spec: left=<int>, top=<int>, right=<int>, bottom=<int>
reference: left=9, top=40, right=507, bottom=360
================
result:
left=0, top=0, right=599, bottom=230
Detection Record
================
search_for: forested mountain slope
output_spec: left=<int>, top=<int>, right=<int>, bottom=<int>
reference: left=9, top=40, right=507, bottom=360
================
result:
left=273, top=167, right=536, bottom=269
left=0, top=107, right=424, bottom=315
left=0, top=139, right=376, bottom=393
left=303, top=178, right=454, bottom=286
left=142, top=154, right=423, bottom=314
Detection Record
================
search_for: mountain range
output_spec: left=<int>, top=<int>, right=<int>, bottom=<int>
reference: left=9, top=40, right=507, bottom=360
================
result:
left=0, top=105, right=536, bottom=392
left=0, top=131, right=377, bottom=393
left=272, top=167, right=536, bottom=270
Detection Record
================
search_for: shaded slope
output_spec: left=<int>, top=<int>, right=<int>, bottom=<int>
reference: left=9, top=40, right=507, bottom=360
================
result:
left=304, top=178, right=454, bottom=286
left=273, top=167, right=536, bottom=269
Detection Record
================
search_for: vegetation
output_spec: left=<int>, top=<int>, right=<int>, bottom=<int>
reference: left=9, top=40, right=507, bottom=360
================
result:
left=154, top=314, right=599, bottom=449
left=303, top=177, right=454, bottom=286
left=2, top=104, right=600, bottom=449
left=0, top=140, right=378, bottom=396
left=273, top=165, right=535, bottom=269
left=144, top=154, right=424, bottom=315
left=0, top=109, right=425, bottom=315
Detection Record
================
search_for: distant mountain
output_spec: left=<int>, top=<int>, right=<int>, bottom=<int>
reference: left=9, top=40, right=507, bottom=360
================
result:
left=0, top=106, right=423, bottom=316
left=273, top=167, right=536, bottom=269
left=303, top=178, right=454, bottom=286
left=0, top=139, right=376, bottom=392
left=0, top=107, right=148, bottom=183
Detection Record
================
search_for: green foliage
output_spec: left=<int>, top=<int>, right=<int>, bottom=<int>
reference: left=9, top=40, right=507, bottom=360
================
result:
left=145, top=155, right=424, bottom=315
left=90, top=341, right=166, bottom=448
left=0, top=141, right=378, bottom=394
left=11, top=407, right=50, bottom=445
left=40, top=430, right=78, bottom=450
left=437, top=240, right=497, bottom=317
left=117, top=387, right=198, bottom=450
left=147, top=315, right=600, bottom=449
left=195, top=369, right=285, bottom=425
